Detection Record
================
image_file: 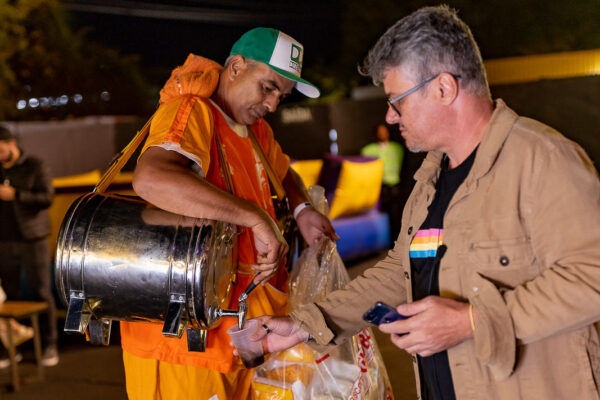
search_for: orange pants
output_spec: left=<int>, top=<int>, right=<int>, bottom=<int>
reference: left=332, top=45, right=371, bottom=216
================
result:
left=123, top=350, right=254, bottom=400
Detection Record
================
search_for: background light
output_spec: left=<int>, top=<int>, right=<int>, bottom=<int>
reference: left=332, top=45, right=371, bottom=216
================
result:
left=329, top=129, right=338, bottom=141
left=330, top=143, right=338, bottom=155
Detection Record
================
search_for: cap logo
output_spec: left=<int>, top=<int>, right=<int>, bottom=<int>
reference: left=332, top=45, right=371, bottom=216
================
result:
left=289, top=44, right=302, bottom=73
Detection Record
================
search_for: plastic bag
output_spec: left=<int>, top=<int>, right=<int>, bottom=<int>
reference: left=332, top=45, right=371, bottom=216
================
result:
left=252, top=196, right=395, bottom=399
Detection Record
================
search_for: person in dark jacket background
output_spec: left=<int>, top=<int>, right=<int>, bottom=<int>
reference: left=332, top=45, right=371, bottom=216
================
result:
left=0, top=125, right=58, bottom=367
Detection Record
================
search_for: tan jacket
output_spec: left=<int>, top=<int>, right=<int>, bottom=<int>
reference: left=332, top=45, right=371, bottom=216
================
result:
left=291, top=100, right=600, bottom=400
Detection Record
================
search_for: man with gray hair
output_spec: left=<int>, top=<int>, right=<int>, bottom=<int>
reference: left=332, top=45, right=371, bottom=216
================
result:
left=252, top=5, right=600, bottom=400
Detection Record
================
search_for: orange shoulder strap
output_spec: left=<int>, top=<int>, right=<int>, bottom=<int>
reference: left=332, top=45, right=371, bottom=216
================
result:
left=247, top=126, right=285, bottom=201
left=94, top=113, right=155, bottom=193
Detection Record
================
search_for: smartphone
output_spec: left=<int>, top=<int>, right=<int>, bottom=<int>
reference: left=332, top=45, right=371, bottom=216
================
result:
left=362, top=301, right=407, bottom=325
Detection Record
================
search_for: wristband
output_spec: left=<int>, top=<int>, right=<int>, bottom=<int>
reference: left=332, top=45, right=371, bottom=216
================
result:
left=468, top=304, right=475, bottom=331
left=304, top=332, right=314, bottom=343
left=293, top=202, right=312, bottom=220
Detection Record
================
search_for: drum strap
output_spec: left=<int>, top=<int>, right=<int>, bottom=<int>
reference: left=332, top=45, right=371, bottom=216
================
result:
left=247, top=126, right=285, bottom=201
left=94, top=106, right=281, bottom=199
left=210, top=119, right=239, bottom=288
left=213, top=129, right=235, bottom=195
left=248, top=127, right=299, bottom=271
left=94, top=113, right=156, bottom=193
left=95, top=104, right=235, bottom=196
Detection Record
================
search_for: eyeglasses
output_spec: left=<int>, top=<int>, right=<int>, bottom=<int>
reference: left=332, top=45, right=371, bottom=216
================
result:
left=386, top=74, right=461, bottom=117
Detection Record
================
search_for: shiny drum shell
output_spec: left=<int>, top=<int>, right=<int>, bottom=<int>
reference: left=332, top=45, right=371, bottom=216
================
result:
left=55, top=192, right=237, bottom=330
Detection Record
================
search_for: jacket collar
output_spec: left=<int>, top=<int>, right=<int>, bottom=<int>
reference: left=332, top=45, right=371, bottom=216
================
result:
left=413, top=99, right=518, bottom=186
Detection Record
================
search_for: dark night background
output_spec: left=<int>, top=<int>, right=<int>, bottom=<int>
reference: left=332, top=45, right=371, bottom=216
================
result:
left=1, top=0, right=599, bottom=164
left=64, top=1, right=341, bottom=74
left=3, top=0, right=599, bottom=119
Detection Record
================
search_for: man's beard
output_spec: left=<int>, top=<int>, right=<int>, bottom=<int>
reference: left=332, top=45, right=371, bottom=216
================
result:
left=403, top=139, right=423, bottom=154
left=407, top=145, right=424, bottom=153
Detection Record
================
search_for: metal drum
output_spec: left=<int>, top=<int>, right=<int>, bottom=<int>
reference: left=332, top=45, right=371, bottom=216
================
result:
left=55, top=192, right=241, bottom=351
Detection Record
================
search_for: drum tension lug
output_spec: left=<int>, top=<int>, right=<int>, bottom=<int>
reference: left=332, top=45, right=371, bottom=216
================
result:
left=87, top=318, right=112, bottom=346
left=64, top=291, right=91, bottom=334
left=162, top=296, right=187, bottom=338
left=187, top=328, right=207, bottom=352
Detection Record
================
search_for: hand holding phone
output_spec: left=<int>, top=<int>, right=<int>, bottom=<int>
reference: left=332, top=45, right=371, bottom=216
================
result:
left=362, top=301, right=407, bottom=325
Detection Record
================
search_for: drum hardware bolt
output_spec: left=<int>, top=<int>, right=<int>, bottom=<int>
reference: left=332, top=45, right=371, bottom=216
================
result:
left=237, top=300, right=248, bottom=330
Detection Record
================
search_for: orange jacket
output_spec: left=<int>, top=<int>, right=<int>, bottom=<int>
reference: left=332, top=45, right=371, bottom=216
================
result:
left=121, top=54, right=290, bottom=372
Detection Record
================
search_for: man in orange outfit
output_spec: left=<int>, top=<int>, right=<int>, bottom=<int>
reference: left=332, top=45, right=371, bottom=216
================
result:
left=123, top=28, right=337, bottom=399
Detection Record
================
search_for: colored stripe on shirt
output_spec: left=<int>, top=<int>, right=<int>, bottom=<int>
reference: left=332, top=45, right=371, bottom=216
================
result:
left=410, top=228, right=443, bottom=258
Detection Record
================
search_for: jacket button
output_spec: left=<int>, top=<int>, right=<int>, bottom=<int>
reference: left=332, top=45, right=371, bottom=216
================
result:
left=408, top=226, right=413, bottom=235
left=499, top=256, right=510, bottom=266
left=404, top=272, right=410, bottom=279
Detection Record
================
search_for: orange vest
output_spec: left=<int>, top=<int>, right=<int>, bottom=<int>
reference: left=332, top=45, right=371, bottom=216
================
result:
left=121, top=96, right=290, bottom=373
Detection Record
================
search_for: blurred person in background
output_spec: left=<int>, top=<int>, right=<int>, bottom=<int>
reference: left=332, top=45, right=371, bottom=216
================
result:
left=361, top=123, right=404, bottom=243
left=0, top=125, right=58, bottom=367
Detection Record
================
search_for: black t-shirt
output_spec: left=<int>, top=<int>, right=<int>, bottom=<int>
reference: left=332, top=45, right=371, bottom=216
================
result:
left=409, top=148, right=477, bottom=400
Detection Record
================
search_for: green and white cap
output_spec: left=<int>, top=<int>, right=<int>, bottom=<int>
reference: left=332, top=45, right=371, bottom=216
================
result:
left=230, top=27, right=320, bottom=98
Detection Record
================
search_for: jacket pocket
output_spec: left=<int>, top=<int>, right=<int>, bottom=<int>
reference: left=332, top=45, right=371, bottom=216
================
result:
left=468, top=236, right=538, bottom=288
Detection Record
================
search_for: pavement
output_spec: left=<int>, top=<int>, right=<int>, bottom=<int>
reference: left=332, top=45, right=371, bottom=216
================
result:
left=0, top=251, right=416, bottom=399
left=0, top=332, right=125, bottom=399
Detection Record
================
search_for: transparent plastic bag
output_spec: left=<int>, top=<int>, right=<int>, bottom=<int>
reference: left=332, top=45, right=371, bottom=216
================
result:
left=308, top=185, right=329, bottom=216
left=253, top=230, right=394, bottom=399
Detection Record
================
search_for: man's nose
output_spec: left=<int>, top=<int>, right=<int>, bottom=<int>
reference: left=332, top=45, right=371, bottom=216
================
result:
left=263, top=94, right=280, bottom=113
left=385, top=107, right=400, bottom=125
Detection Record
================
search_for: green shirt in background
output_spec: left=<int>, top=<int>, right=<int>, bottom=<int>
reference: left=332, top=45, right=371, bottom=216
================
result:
left=360, top=141, right=404, bottom=186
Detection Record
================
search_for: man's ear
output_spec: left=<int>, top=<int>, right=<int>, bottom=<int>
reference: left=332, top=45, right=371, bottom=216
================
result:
left=228, top=55, right=247, bottom=79
left=437, top=72, right=460, bottom=105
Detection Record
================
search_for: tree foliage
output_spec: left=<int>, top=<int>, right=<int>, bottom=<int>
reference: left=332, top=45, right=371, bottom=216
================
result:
left=0, top=0, right=153, bottom=120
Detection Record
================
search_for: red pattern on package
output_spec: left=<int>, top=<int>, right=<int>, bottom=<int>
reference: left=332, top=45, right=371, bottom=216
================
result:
left=359, top=328, right=375, bottom=364
left=349, top=372, right=372, bottom=400
left=315, top=353, right=330, bottom=364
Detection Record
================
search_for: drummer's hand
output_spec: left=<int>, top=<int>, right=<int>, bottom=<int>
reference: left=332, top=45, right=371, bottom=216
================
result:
left=238, top=316, right=309, bottom=354
left=296, top=206, right=339, bottom=247
left=250, top=211, right=288, bottom=284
